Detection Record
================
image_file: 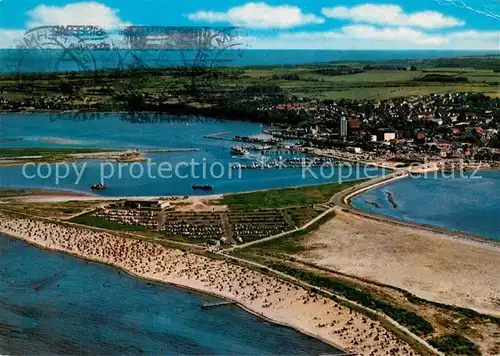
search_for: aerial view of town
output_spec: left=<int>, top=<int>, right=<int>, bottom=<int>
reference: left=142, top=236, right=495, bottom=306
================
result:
left=0, top=0, right=499, bottom=355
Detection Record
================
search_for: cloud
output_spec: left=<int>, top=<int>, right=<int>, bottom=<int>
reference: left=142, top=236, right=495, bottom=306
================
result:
left=322, top=4, right=465, bottom=29
left=26, top=2, right=130, bottom=29
left=280, top=25, right=448, bottom=46
left=0, top=29, right=26, bottom=48
left=187, top=2, right=324, bottom=29
left=252, top=26, right=499, bottom=49
left=448, top=30, right=500, bottom=39
left=342, top=25, right=447, bottom=45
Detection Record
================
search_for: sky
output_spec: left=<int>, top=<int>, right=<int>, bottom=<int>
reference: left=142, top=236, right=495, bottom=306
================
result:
left=0, top=0, right=498, bottom=49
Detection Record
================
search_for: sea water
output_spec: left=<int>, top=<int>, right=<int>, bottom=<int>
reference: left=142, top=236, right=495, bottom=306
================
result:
left=0, top=49, right=496, bottom=73
left=352, top=171, right=500, bottom=240
left=0, top=113, right=388, bottom=196
left=0, top=234, right=343, bottom=355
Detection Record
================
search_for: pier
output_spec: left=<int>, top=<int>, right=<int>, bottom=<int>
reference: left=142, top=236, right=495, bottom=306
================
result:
left=201, top=301, right=236, bottom=310
left=142, top=149, right=200, bottom=153
left=203, top=132, right=233, bottom=140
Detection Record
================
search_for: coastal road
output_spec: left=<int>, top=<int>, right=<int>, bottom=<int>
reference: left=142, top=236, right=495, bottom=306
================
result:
left=223, top=171, right=406, bottom=253
left=222, top=207, right=334, bottom=252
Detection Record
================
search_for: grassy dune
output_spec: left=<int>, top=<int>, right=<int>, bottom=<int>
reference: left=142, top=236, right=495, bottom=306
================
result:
left=219, top=179, right=366, bottom=210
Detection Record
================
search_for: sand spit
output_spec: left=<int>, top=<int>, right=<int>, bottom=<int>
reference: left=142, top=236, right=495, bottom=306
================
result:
left=37, top=137, right=83, bottom=145
left=0, top=216, right=417, bottom=356
left=301, top=211, right=500, bottom=316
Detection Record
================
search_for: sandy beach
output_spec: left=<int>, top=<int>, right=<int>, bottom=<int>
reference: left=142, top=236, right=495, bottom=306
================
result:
left=300, top=211, right=500, bottom=316
left=4, top=194, right=224, bottom=206
left=0, top=188, right=93, bottom=200
left=0, top=214, right=417, bottom=356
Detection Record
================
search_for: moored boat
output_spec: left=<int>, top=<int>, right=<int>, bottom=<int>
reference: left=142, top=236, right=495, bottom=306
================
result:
left=90, top=183, right=107, bottom=190
left=192, top=185, right=213, bottom=191
left=230, top=146, right=249, bottom=156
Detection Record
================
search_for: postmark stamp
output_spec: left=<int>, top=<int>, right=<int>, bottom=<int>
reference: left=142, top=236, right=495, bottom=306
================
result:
left=4, top=25, right=247, bottom=115
left=119, top=26, right=247, bottom=101
left=10, top=25, right=120, bottom=79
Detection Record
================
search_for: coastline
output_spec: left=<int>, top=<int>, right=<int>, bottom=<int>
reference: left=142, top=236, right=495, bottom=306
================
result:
left=0, top=148, right=201, bottom=168
left=0, top=215, right=416, bottom=356
left=0, top=187, right=95, bottom=199
left=0, top=232, right=342, bottom=352
left=0, top=176, right=372, bottom=203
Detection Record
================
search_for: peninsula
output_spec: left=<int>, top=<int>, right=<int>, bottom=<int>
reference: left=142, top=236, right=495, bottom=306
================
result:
left=1, top=174, right=499, bottom=355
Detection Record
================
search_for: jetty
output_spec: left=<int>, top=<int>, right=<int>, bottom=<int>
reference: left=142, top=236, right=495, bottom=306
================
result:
left=142, top=148, right=200, bottom=153
left=203, top=132, right=232, bottom=140
left=201, top=301, right=236, bottom=310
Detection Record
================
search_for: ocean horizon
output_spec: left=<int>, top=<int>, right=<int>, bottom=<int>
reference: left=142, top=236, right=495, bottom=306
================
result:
left=0, top=49, right=497, bottom=74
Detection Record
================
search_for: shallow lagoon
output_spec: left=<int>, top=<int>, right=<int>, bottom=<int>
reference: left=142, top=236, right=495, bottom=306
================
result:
left=0, top=113, right=388, bottom=196
left=352, top=171, right=500, bottom=240
left=0, top=234, right=343, bottom=355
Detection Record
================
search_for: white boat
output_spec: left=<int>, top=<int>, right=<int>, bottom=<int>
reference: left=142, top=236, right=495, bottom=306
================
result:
left=230, top=146, right=249, bottom=156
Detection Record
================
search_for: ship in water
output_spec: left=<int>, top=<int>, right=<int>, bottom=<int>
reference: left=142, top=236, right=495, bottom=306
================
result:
left=90, top=183, right=107, bottom=190
left=192, top=185, right=213, bottom=191
left=230, top=146, right=249, bottom=156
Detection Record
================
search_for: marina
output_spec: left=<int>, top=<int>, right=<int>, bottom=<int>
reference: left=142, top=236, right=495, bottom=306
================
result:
left=232, top=157, right=343, bottom=170
left=0, top=114, right=387, bottom=197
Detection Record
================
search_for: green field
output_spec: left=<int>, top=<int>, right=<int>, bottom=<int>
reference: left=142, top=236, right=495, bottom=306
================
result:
left=218, top=179, right=365, bottom=210
left=2, top=201, right=100, bottom=219
left=428, top=335, right=481, bottom=356
left=235, top=58, right=499, bottom=101
left=1, top=56, right=498, bottom=107
left=70, top=214, right=149, bottom=232
left=296, top=83, right=499, bottom=101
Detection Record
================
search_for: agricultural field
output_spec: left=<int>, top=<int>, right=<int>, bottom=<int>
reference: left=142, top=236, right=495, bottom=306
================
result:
left=236, top=59, right=499, bottom=102
left=1, top=56, right=498, bottom=107
left=296, top=84, right=499, bottom=101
